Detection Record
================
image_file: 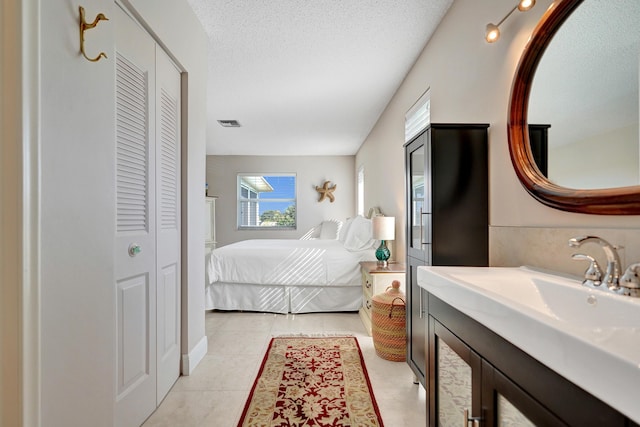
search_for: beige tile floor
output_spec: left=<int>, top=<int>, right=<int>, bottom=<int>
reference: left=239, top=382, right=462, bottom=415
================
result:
left=143, top=311, right=426, bottom=426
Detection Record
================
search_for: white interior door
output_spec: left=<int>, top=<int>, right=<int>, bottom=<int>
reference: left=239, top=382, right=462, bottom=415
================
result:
left=155, top=45, right=181, bottom=403
left=114, top=6, right=157, bottom=426
left=115, top=5, right=182, bottom=426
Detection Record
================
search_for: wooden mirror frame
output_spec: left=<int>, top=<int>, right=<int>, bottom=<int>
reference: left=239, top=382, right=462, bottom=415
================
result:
left=508, top=0, right=640, bottom=215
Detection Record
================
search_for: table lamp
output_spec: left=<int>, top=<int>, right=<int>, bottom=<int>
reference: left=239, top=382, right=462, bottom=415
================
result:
left=372, top=216, right=395, bottom=267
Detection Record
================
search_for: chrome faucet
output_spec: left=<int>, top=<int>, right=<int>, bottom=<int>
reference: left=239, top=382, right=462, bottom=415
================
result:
left=570, top=253, right=602, bottom=288
left=568, top=235, right=622, bottom=293
left=620, top=263, right=640, bottom=297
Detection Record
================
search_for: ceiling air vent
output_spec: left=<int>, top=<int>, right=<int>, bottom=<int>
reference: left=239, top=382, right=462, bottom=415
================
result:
left=217, top=119, right=241, bottom=128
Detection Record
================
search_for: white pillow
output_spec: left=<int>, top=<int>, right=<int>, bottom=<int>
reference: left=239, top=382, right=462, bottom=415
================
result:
left=339, top=217, right=354, bottom=242
left=319, top=219, right=342, bottom=240
left=299, top=224, right=321, bottom=240
left=343, top=215, right=375, bottom=251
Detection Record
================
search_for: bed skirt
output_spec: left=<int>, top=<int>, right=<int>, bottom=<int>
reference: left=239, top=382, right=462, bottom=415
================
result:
left=205, top=282, right=363, bottom=314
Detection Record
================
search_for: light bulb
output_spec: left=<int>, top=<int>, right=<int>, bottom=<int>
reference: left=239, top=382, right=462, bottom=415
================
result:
left=518, top=0, right=536, bottom=12
left=485, top=23, right=500, bottom=43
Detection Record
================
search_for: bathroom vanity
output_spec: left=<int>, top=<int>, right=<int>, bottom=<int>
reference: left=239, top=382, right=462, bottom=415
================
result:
left=418, top=266, right=640, bottom=427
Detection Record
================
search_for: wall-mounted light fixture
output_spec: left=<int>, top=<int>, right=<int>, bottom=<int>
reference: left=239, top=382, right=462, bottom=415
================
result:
left=485, top=0, right=536, bottom=43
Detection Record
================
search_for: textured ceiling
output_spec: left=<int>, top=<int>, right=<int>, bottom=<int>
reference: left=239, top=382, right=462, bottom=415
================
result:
left=185, top=0, right=453, bottom=156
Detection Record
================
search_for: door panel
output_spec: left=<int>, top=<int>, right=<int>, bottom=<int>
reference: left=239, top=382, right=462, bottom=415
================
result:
left=430, top=319, right=482, bottom=427
left=482, top=360, right=566, bottom=427
left=155, top=45, right=181, bottom=402
left=115, top=5, right=181, bottom=423
left=407, top=256, right=426, bottom=385
left=158, top=265, right=178, bottom=354
left=437, top=336, right=472, bottom=426
left=406, top=136, right=427, bottom=262
left=115, top=5, right=157, bottom=426
left=156, top=262, right=179, bottom=400
left=116, top=274, right=151, bottom=393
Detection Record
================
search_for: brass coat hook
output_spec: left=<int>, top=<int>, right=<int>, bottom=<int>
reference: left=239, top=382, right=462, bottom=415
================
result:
left=79, top=6, right=109, bottom=62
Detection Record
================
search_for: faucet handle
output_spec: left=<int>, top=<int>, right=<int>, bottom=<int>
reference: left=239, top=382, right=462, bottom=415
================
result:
left=620, top=263, right=640, bottom=297
left=571, top=253, right=603, bottom=287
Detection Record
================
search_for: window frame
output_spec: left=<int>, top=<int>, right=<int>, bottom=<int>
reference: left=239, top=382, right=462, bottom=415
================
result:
left=405, top=87, right=431, bottom=143
left=357, top=165, right=365, bottom=217
left=237, top=173, right=297, bottom=230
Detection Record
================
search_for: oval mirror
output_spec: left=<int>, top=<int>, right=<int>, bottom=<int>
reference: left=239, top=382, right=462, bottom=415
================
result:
left=508, top=0, right=640, bottom=214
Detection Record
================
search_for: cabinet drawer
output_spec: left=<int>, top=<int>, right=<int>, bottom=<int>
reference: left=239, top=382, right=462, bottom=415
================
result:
left=362, top=295, right=372, bottom=316
left=362, top=271, right=374, bottom=298
left=363, top=271, right=405, bottom=296
left=374, top=275, right=403, bottom=295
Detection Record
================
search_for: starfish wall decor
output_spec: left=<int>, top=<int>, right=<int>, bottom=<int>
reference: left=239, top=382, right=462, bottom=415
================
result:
left=315, top=181, right=337, bottom=203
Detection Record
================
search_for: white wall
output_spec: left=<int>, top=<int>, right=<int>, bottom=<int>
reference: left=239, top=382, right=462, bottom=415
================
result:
left=39, top=1, right=116, bottom=423
left=357, top=0, right=640, bottom=273
left=0, top=2, right=36, bottom=425
left=1, top=0, right=207, bottom=425
left=207, top=155, right=355, bottom=247
left=549, top=124, right=639, bottom=188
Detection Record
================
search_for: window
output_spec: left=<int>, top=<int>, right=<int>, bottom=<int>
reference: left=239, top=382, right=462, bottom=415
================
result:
left=238, top=174, right=296, bottom=229
left=405, top=88, right=431, bottom=142
left=357, top=166, right=364, bottom=217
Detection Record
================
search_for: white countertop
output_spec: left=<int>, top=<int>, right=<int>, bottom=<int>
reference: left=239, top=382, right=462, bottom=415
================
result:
left=417, top=265, right=640, bottom=423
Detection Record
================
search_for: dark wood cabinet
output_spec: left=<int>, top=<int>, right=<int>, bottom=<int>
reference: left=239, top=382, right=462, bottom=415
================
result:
left=430, top=316, right=566, bottom=427
left=529, top=124, right=550, bottom=177
left=429, top=318, right=482, bottom=426
left=407, top=256, right=427, bottom=383
left=427, top=293, right=636, bottom=427
left=404, top=124, right=489, bottom=386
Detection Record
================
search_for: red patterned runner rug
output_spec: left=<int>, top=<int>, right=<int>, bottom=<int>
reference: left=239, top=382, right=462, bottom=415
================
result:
left=238, top=336, right=384, bottom=427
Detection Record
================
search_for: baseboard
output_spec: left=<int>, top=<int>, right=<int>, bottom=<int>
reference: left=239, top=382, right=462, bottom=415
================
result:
left=181, top=335, right=208, bottom=376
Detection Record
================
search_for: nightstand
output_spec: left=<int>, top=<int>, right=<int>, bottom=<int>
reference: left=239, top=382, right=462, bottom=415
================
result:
left=359, top=261, right=406, bottom=336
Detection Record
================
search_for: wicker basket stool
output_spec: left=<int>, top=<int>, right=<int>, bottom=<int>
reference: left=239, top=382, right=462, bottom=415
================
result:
left=371, top=280, right=406, bottom=361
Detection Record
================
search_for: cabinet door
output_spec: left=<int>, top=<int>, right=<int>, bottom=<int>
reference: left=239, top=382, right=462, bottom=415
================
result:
left=528, top=124, right=550, bottom=177
left=407, top=256, right=427, bottom=386
left=430, top=125, right=488, bottom=267
left=430, top=318, right=482, bottom=427
left=482, top=360, right=566, bottom=427
left=429, top=293, right=632, bottom=427
left=405, top=134, right=429, bottom=262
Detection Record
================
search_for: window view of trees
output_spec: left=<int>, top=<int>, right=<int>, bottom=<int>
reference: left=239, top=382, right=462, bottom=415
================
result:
left=259, top=205, right=296, bottom=227
left=238, top=174, right=296, bottom=229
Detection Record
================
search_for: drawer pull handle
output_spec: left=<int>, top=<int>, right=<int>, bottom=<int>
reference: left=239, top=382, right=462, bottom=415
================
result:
left=366, top=300, right=371, bottom=309
left=420, top=207, right=429, bottom=246
left=463, top=408, right=482, bottom=427
left=365, top=281, right=372, bottom=289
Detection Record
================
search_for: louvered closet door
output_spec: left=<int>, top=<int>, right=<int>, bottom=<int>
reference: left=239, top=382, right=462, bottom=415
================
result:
left=155, top=46, right=181, bottom=403
left=114, top=5, right=157, bottom=426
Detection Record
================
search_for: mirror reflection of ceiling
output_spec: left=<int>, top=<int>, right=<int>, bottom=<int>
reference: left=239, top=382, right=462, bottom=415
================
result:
left=528, top=0, right=640, bottom=189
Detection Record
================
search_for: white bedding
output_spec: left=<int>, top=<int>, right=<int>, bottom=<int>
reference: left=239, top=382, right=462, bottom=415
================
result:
left=205, top=238, right=377, bottom=313
left=207, top=239, right=373, bottom=286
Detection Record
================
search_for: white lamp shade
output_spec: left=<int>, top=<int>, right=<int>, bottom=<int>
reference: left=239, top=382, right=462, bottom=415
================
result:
left=372, top=216, right=395, bottom=241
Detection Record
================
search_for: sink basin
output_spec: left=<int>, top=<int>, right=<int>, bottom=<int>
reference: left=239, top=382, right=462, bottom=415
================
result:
left=417, top=265, right=640, bottom=423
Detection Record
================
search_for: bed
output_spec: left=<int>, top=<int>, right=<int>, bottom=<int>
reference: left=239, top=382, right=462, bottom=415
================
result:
left=205, top=215, right=378, bottom=313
